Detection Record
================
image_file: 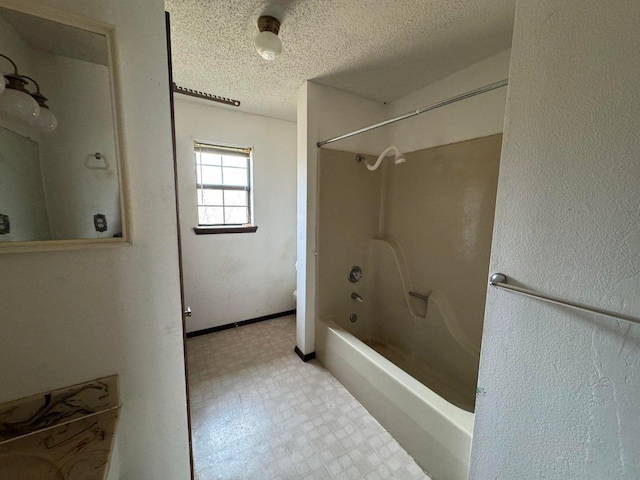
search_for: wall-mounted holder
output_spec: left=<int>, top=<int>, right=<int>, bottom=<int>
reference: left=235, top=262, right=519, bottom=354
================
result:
left=85, top=152, right=110, bottom=170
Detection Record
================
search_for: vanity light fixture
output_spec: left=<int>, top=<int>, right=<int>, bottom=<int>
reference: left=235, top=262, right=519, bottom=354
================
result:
left=22, top=75, right=57, bottom=132
left=255, top=15, right=282, bottom=61
left=0, top=54, right=40, bottom=123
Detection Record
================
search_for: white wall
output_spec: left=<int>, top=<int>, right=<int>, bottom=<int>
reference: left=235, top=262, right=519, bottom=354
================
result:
left=38, top=52, right=121, bottom=240
left=0, top=1, right=190, bottom=480
left=0, top=126, right=50, bottom=241
left=387, top=49, right=510, bottom=153
left=174, top=97, right=297, bottom=332
left=471, top=1, right=640, bottom=478
left=297, top=81, right=388, bottom=355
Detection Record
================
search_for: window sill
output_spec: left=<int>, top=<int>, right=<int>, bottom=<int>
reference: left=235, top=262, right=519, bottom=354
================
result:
left=193, top=225, right=258, bottom=235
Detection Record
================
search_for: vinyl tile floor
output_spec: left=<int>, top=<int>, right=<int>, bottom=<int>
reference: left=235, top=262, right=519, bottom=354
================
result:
left=187, top=315, right=431, bottom=480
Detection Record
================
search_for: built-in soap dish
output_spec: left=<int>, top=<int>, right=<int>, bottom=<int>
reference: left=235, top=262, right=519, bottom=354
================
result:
left=0, top=375, right=120, bottom=480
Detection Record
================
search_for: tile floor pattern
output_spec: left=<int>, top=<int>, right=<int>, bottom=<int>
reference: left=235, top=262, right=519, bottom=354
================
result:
left=187, top=315, right=431, bottom=480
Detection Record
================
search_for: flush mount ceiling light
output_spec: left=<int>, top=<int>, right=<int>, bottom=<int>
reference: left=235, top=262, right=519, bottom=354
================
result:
left=255, top=15, right=282, bottom=61
left=0, top=54, right=40, bottom=123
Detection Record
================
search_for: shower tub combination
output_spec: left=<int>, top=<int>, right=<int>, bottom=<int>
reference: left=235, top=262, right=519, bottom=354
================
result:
left=316, top=135, right=502, bottom=480
left=316, top=314, right=473, bottom=480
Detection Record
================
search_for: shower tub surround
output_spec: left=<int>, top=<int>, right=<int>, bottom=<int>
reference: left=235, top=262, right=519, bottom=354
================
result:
left=316, top=135, right=502, bottom=479
left=317, top=316, right=473, bottom=480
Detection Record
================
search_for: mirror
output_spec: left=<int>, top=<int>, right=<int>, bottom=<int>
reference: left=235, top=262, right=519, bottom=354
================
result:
left=0, top=3, right=130, bottom=252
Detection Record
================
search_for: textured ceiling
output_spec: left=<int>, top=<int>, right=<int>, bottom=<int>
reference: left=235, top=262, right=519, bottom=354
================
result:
left=165, top=0, right=515, bottom=121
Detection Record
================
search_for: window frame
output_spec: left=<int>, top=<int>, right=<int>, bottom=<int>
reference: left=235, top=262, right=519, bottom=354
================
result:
left=192, top=141, right=257, bottom=235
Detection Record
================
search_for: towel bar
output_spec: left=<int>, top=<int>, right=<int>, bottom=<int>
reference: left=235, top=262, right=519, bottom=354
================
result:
left=489, top=273, right=640, bottom=326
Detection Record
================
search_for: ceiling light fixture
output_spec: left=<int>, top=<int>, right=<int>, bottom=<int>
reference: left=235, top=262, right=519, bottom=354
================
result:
left=0, top=54, right=40, bottom=123
left=255, top=15, right=282, bottom=61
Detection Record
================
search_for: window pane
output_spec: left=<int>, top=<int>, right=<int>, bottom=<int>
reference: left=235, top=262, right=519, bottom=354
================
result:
left=223, top=190, right=247, bottom=206
left=222, top=166, right=248, bottom=186
left=198, top=206, right=223, bottom=225
left=200, top=189, right=223, bottom=205
left=222, top=155, right=247, bottom=168
left=225, top=206, right=248, bottom=224
left=199, top=165, right=222, bottom=185
left=199, top=152, right=222, bottom=166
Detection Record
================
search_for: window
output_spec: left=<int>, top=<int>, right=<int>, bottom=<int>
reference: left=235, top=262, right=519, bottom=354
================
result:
left=194, top=142, right=255, bottom=233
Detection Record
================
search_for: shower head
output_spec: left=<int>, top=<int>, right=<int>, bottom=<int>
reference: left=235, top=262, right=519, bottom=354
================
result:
left=365, top=146, right=406, bottom=171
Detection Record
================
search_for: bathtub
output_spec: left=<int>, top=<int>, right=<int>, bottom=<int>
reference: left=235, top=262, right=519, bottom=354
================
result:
left=316, top=316, right=474, bottom=480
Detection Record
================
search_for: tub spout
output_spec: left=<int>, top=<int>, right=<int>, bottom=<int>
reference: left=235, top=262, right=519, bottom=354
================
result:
left=351, top=292, right=363, bottom=302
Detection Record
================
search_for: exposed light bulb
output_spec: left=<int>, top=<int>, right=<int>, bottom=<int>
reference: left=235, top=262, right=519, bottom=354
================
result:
left=255, top=31, right=282, bottom=60
left=0, top=78, right=40, bottom=122
left=26, top=89, right=57, bottom=132
left=28, top=106, right=57, bottom=132
left=255, top=16, right=282, bottom=61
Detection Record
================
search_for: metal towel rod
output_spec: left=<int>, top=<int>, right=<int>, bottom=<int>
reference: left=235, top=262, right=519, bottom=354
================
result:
left=317, top=79, right=508, bottom=147
left=489, top=273, right=640, bottom=327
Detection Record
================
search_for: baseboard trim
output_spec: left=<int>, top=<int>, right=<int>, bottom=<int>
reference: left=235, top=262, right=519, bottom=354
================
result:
left=294, top=346, right=316, bottom=362
left=186, top=310, right=296, bottom=338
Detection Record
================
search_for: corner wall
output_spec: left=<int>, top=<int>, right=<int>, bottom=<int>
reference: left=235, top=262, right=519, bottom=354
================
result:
left=471, top=1, right=640, bottom=478
left=174, top=97, right=297, bottom=332
left=296, top=81, right=388, bottom=355
left=387, top=49, right=510, bottom=153
left=0, top=1, right=190, bottom=479
left=317, top=149, right=381, bottom=338
left=38, top=53, right=121, bottom=240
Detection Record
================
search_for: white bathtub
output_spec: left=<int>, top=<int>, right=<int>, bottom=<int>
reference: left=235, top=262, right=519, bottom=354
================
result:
left=316, top=317, right=474, bottom=480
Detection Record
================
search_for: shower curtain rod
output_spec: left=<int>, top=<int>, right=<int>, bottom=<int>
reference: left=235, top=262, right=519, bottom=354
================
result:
left=317, top=78, right=509, bottom=147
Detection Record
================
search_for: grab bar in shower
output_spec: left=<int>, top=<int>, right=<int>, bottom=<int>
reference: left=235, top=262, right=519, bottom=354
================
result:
left=409, top=291, right=429, bottom=302
left=489, top=273, right=640, bottom=327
